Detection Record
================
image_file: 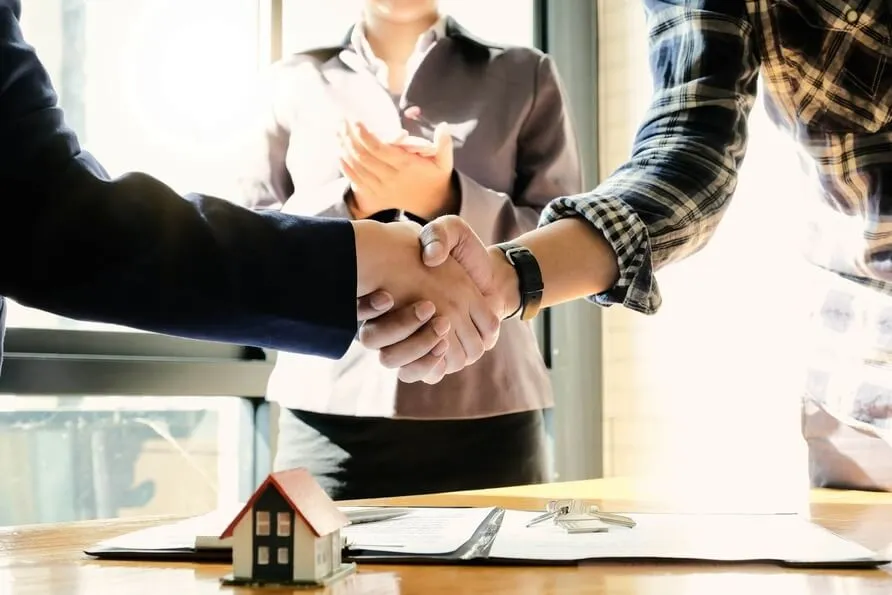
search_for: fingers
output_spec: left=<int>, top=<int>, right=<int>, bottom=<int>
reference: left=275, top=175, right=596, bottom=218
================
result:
left=432, top=121, right=453, bottom=158
left=400, top=146, right=438, bottom=158
left=347, top=121, right=409, bottom=170
left=359, top=301, right=445, bottom=350
left=357, top=291, right=394, bottom=321
left=382, top=129, right=409, bottom=144
left=447, top=288, right=500, bottom=370
left=438, top=326, right=473, bottom=375
left=420, top=359, right=448, bottom=385
left=376, top=315, right=449, bottom=370
left=450, top=321, right=486, bottom=372
left=396, top=339, right=449, bottom=384
left=394, top=135, right=437, bottom=155
left=339, top=124, right=390, bottom=188
left=358, top=302, right=456, bottom=383
left=400, top=353, right=447, bottom=385
left=469, top=301, right=501, bottom=351
left=374, top=314, right=451, bottom=382
left=340, top=131, right=388, bottom=184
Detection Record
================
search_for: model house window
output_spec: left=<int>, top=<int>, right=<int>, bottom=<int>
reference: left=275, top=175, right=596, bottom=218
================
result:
left=257, top=546, right=269, bottom=565
left=277, top=547, right=289, bottom=565
left=276, top=512, right=291, bottom=537
left=255, top=510, right=270, bottom=536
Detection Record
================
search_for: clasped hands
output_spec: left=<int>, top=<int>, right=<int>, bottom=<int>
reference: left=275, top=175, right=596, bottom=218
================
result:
left=354, top=215, right=518, bottom=384
left=342, top=121, right=517, bottom=384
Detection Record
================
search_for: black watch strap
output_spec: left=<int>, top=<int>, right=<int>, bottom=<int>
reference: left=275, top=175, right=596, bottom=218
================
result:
left=496, top=243, right=543, bottom=321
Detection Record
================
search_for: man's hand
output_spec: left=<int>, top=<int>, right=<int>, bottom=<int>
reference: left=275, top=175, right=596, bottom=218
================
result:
left=358, top=215, right=521, bottom=381
left=422, top=216, right=522, bottom=322
left=352, top=218, right=501, bottom=383
left=339, top=121, right=457, bottom=221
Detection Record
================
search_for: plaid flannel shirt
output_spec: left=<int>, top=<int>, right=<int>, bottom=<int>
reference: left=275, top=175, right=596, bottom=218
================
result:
left=540, top=0, right=892, bottom=315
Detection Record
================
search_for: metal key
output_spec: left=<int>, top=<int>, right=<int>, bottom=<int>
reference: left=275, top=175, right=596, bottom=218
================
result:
left=584, top=505, right=637, bottom=528
left=557, top=515, right=610, bottom=534
left=525, top=500, right=571, bottom=527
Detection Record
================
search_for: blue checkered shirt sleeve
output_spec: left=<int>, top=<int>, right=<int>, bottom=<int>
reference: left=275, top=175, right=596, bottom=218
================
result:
left=540, top=0, right=761, bottom=315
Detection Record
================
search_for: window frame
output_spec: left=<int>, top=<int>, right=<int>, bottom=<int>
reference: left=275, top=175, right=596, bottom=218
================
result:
left=0, top=328, right=274, bottom=397
left=534, top=0, right=605, bottom=482
left=5, top=0, right=604, bottom=498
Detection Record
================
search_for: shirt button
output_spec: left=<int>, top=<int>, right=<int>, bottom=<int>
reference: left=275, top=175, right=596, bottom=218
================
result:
left=845, top=9, right=859, bottom=24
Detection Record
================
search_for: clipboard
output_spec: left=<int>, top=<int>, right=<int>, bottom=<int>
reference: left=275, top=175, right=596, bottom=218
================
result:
left=341, top=509, right=890, bottom=569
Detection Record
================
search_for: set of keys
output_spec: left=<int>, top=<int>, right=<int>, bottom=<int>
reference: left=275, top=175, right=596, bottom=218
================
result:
left=525, top=499, right=637, bottom=533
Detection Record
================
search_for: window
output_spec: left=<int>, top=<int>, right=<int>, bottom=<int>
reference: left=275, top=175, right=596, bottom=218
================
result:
left=277, top=511, right=291, bottom=536
left=595, top=2, right=808, bottom=487
left=277, top=546, right=289, bottom=565
left=6, top=0, right=543, bottom=526
left=2, top=0, right=270, bottom=526
left=257, top=546, right=269, bottom=565
left=15, top=0, right=259, bottom=332
left=0, top=395, right=248, bottom=525
left=256, top=510, right=271, bottom=536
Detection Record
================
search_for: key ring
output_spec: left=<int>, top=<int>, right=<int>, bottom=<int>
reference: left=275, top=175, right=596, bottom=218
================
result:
left=526, top=499, right=637, bottom=529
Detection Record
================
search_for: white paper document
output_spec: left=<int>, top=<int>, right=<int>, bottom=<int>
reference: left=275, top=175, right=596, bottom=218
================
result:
left=343, top=507, right=496, bottom=555
left=95, top=507, right=237, bottom=552
left=92, top=506, right=419, bottom=553
left=488, top=511, right=880, bottom=564
left=87, top=506, right=887, bottom=568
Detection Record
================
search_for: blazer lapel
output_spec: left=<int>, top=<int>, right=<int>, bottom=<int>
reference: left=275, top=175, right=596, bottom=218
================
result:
left=400, top=40, right=482, bottom=148
left=318, top=51, right=404, bottom=140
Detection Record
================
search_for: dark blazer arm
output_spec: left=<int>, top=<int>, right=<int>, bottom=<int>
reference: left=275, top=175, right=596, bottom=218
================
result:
left=0, top=2, right=357, bottom=359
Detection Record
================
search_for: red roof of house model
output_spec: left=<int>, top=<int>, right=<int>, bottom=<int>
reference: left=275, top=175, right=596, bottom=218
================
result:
left=220, top=468, right=349, bottom=539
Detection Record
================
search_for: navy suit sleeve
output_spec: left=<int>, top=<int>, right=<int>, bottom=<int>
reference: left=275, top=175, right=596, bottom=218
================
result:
left=0, top=1, right=358, bottom=361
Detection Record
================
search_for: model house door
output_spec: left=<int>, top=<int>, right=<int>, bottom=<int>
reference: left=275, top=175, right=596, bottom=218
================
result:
left=251, top=488, right=294, bottom=582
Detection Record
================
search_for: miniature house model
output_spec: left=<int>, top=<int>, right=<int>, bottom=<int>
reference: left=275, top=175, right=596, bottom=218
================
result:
left=220, top=468, right=354, bottom=587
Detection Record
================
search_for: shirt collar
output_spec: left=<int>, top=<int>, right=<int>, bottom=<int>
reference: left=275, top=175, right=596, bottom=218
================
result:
left=350, top=15, right=447, bottom=74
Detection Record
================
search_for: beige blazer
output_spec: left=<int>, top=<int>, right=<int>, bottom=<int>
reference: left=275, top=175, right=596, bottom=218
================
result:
left=239, top=17, right=582, bottom=419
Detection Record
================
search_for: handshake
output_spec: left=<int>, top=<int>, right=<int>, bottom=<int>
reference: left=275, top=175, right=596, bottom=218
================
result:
left=352, top=215, right=521, bottom=385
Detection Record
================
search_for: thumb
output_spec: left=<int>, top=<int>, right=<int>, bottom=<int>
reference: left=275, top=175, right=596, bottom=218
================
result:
left=420, top=215, right=465, bottom=266
left=420, top=216, right=494, bottom=292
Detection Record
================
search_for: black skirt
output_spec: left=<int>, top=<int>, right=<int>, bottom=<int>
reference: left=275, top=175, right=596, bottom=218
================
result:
left=273, top=408, right=551, bottom=500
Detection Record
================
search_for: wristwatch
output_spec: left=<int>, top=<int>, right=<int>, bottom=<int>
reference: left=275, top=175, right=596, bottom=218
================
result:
left=496, top=243, right=543, bottom=321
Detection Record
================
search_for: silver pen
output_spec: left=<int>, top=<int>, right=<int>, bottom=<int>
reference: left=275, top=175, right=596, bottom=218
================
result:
left=344, top=507, right=411, bottom=525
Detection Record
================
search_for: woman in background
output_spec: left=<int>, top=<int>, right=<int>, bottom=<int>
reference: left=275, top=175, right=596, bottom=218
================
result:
left=239, top=0, right=580, bottom=499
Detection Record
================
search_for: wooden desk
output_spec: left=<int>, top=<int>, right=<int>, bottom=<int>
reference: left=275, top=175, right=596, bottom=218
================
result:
left=3, top=478, right=892, bottom=594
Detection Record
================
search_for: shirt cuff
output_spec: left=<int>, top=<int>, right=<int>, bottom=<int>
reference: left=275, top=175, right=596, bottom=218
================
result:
left=539, top=193, right=662, bottom=315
